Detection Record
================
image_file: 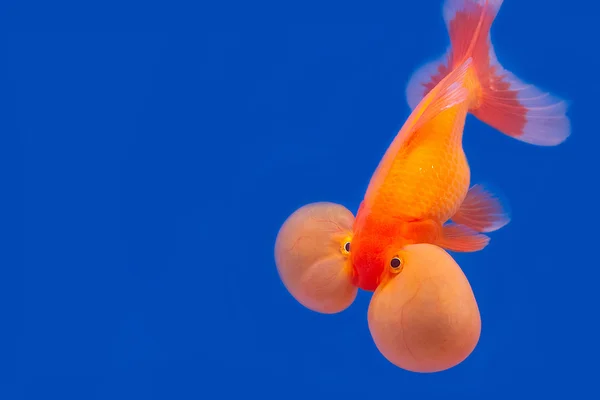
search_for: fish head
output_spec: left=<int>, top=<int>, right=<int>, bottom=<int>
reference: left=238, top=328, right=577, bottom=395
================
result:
left=350, top=209, right=410, bottom=291
left=350, top=227, right=401, bottom=291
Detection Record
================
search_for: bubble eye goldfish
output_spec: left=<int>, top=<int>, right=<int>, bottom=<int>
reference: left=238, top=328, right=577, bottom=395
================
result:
left=275, top=0, right=569, bottom=372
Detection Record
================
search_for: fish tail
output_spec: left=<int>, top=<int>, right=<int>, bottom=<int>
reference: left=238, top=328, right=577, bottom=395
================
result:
left=406, top=0, right=570, bottom=146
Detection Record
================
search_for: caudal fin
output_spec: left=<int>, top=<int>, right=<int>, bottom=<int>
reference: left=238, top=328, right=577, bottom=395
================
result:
left=405, top=0, right=570, bottom=146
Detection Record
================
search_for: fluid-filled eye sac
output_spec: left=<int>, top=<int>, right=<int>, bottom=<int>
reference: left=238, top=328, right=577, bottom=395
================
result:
left=274, top=202, right=358, bottom=314
left=368, top=244, right=481, bottom=373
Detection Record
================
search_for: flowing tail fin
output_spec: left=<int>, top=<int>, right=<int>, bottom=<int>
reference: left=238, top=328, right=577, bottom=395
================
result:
left=406, top=0, right=570, bottom=146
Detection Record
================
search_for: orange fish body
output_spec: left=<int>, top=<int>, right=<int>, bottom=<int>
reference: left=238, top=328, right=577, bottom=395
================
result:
left=351, top=63, right=480, bottom=291
left=350, top=0, right=570, bottom=291
left=274, top=0, right=570, bottom=372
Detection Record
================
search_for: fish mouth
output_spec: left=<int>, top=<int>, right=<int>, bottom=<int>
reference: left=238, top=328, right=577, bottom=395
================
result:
left=350, top=252, right=383, bottom=292
left=353, top=273, right=379, bottom=292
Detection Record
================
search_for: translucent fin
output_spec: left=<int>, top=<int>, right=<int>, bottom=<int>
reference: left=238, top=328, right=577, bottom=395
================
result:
left=451, top=183, right=511, bottom=233
left=446, top=0, right=570, bottom=145
left=443, top=0, right=503, bottom=64
left=471, top=46, right=571, bottom=146
left=437, top=222, right=490, bottom=252
left=408, top=0, right=570, bottom=146
left=406, top=0, right=501, bottom=110
left=412, top=57, right=472, bottom=133
left=406, top=48, right=451, bottom=110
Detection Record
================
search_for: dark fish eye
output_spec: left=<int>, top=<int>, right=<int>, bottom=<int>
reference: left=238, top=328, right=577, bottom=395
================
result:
left=344, top=242, right=351, bottom=252
left=390, top=257, right=402, bottom=269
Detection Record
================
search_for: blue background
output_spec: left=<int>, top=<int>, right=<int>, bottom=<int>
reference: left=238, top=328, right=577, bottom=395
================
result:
left=2, top=0, right=598, bottom=398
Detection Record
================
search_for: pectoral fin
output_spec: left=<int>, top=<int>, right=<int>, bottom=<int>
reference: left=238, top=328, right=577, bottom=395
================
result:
left=436, top=223, right=490, bottom=252
left=452, top=183, right=510, bottom=233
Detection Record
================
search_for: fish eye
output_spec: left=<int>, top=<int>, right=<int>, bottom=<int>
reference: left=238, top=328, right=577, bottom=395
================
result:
left=390, top=256, right=402, bottom=270
left=340, top=239, right=351, bottom=255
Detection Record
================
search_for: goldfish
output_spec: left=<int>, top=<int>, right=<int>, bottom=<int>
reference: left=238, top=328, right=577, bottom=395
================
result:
left=274, top=0, right=569, bottom=373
